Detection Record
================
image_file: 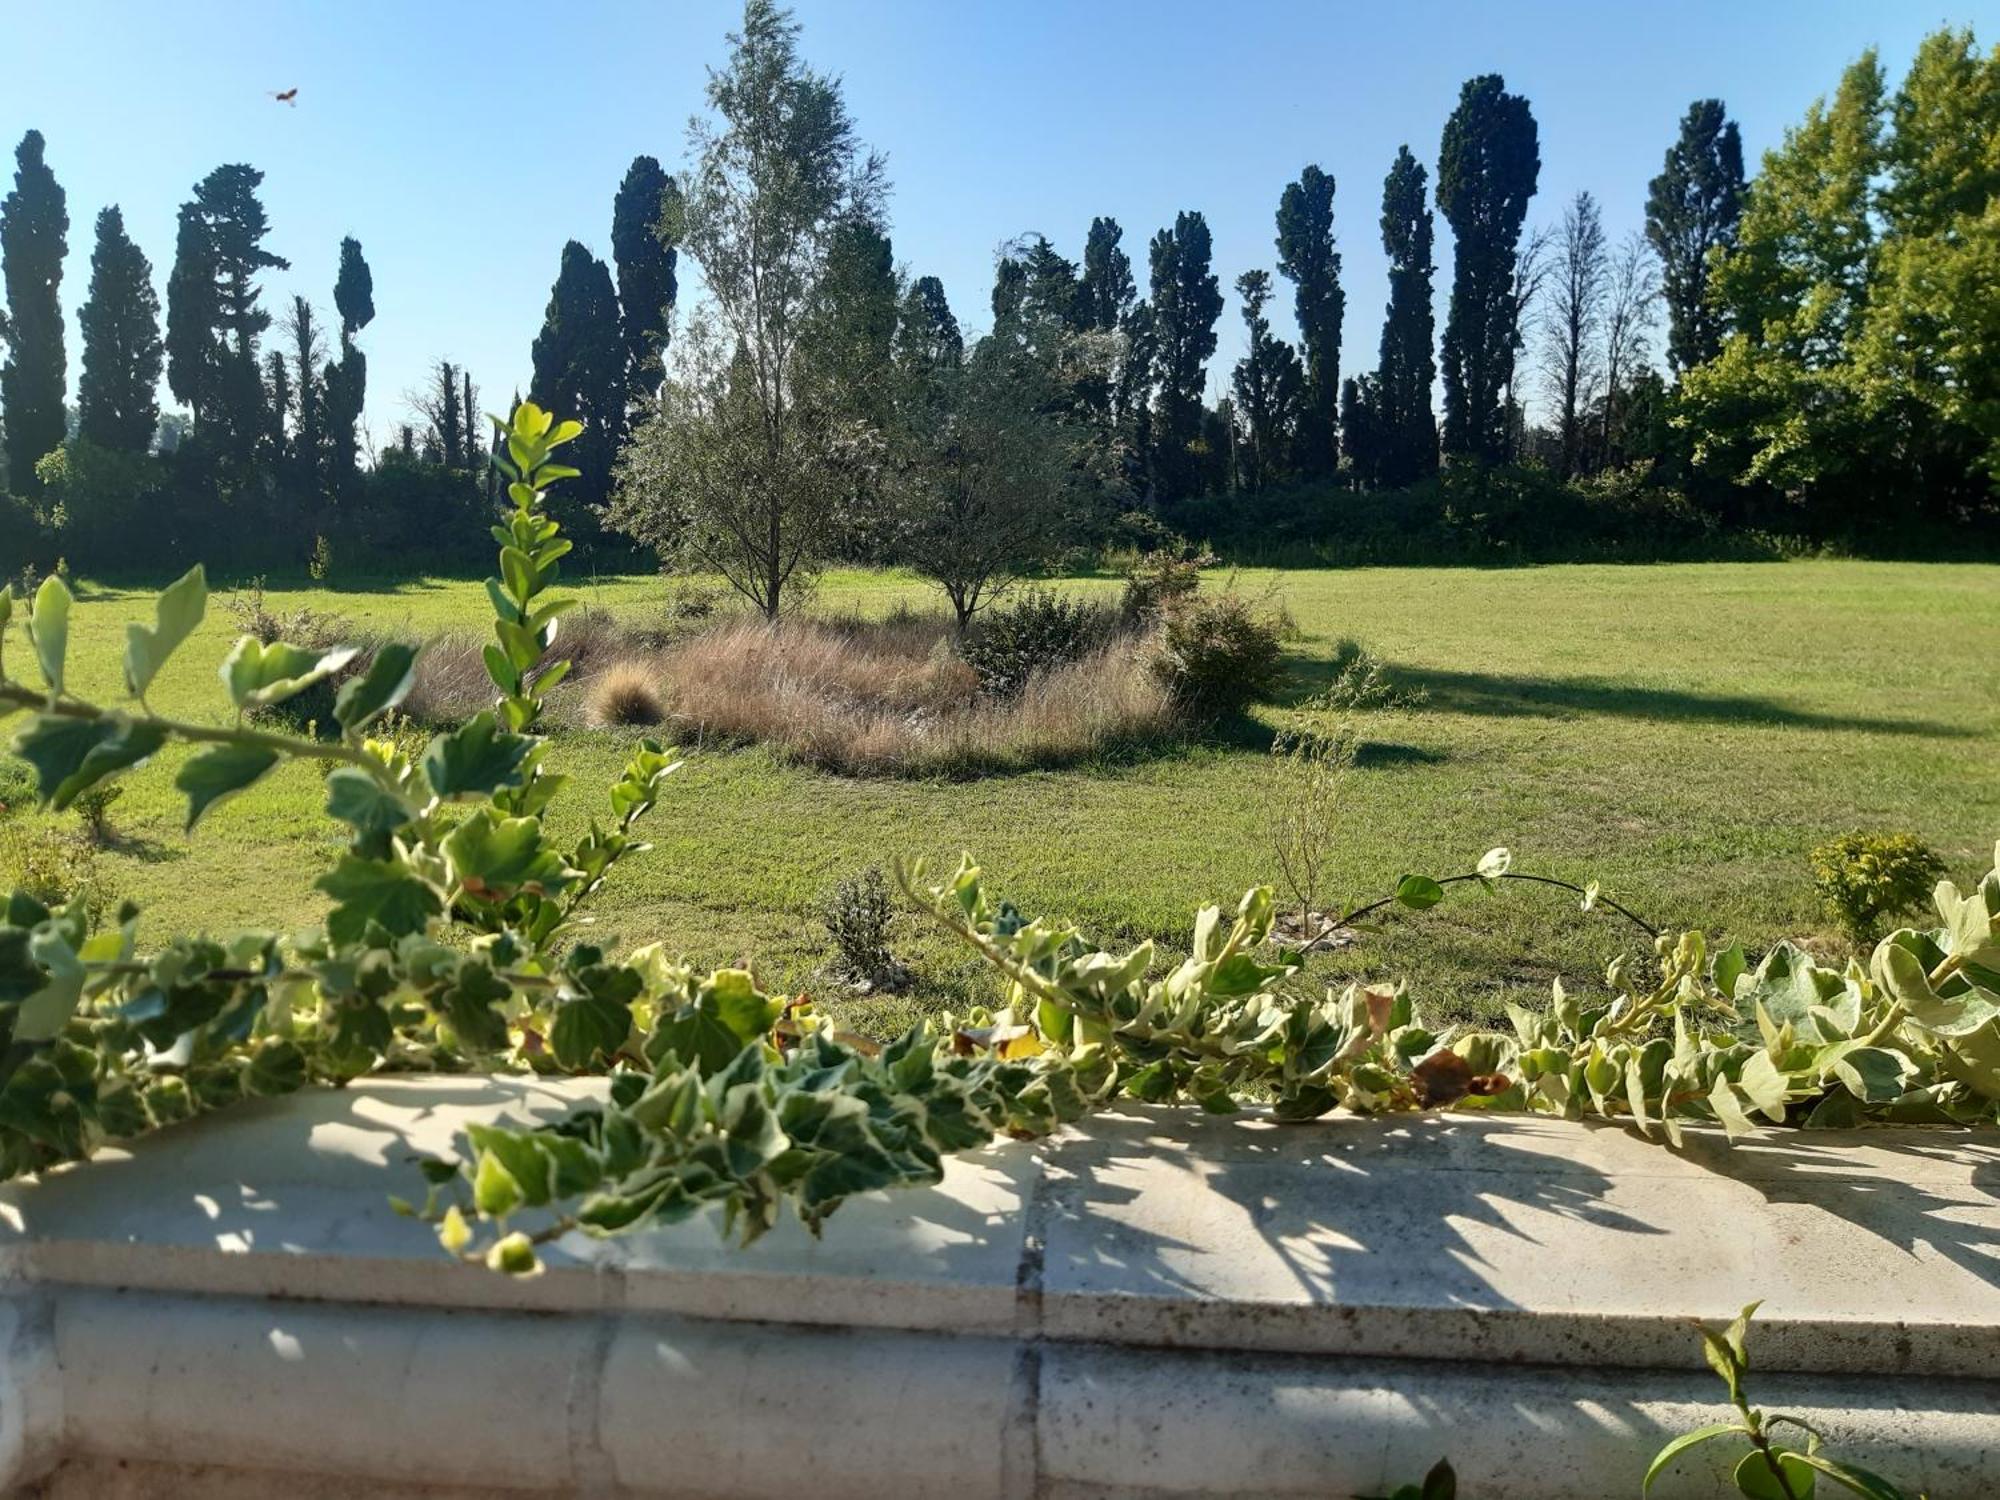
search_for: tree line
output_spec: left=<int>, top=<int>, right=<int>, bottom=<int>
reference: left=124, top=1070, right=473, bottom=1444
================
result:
left=1, top=8, right=1994, bottom=586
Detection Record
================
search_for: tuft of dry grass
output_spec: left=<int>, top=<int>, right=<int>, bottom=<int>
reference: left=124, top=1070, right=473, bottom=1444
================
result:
left=642, top=612, right=1179, bottom=776
left=590, top=660, right=669, bottom=727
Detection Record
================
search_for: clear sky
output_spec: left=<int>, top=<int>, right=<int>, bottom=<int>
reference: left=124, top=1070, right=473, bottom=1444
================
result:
left=8, top=0, right=1998, bottom=448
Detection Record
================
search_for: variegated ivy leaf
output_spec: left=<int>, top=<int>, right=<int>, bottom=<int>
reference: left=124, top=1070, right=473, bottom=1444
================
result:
left=221, top=636, right=360, bottom=709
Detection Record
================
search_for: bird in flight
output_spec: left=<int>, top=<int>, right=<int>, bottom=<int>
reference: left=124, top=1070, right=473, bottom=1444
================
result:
left=270, top=88, right=298, bottom=106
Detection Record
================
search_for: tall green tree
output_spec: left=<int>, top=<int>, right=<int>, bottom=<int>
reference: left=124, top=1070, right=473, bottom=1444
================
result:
left=810, top=217, right=899, bottom=424
left=166, top=203, right=220, bottom=422
left=1645, top=100, right=1746, bottom=373
left=1371, top=146, right=1438, bottom=486
left=893, top=274, right=962, bottom=377
left=326, top=236, right=373, bottom=490
left=1274, top=165, right=1342, bottom=478
left=1685, top=32, right=2000, bottom=520
left=611, top=155, right=680, bottom=400
left=609, top=0, right=885, bottom=616
left=1, top=130, right=68, bottom=491
left=282, top=296, right=326, bottom=501
left=1230, top=270, right=1305, bottom=490
left=76, top=206, right=161, bottom=455
left=1147, top=210, right=1223, bottom=500
left=1077, top=216, right=1134, bottom=332
left=531, top=240, right=626, bottom=526
left=173, top=165, right=288, bottom=463
left=1437, top=75, right=1540, bottom=462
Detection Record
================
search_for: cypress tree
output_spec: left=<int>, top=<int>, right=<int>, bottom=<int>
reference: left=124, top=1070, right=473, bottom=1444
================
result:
left=1147, top=211, right=1223, bottom=500
left=326, top=237, right=374, bottom=491
left=1274, top=165, right=1343, bottom=479
left=1437, top=75, right=1540, bottom=462
left=530, top=240, right=625, bottom=526
left=1230, top=270, right=1305, bottom=490
left=1, top=130, right=68, bottom=491
left=611, top=155, right=680, bottom=400
left=284, top=296, right=326, bottom=499
left=180, top=165, right=289, bottom=462
left=1372, top=147, right=1439, bottom=486
left=810, top=217, right=898, bottom=423
left=1645, top=100, right=1746, bottom=373
left=77, top=206, right=162, bottom=454
left=166, top=203, right=220, bottom=421
left=893, top=274, right=962, bottom=375
left=1077, top=216, right=1135, bottom=332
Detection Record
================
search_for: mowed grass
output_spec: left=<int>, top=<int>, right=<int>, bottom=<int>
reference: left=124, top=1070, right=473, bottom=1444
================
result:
left=24, top=559, right=2000, bottom=1033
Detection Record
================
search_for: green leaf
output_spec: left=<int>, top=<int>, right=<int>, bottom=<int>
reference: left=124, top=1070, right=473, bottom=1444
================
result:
left=1790, top=1452, right=1909, bottom=1500
left=1831, top=1046, right=1912, bottom=1103
left=333, top=642, right=419, bottom=731
left=1734, top=1449, right=1817, bottom=1499
left=13, top=715, right=118, bottom=805
left=174, top=744, right=280, bottom=830
left=485, top=1231, right=541, bottom=1276
left=221, top=636, right=358, bottom=709
left=315, top=855, right=443, bottom=943
left=13, top=925, right=85, bottom=1042
left=323, top=768, right=416, bottom=854
left=1708, top=1075, right=1757, bottom=1140
left=1394, top=874, right=1445, bottom=911
left=28, top=574, right=72, bottom=694
left=1645, top=1424, right=1745, bottom=1494
left=1419, top=1460, right=1456, bottom=1500
left=473, top=1149, right=524, bottom=1217
left=123, top=565, right=208, bottom=699
left=1714, top=944, right=1748, bottom=1001
left=421, top=711, right=536, bottom=801
left=51, top=721, right=167, bottom=810
left=442, top=808, right=574, bottom=898
left=550, top=991, right=633, bottom=1070
left=244, top=1038, right=307, bottom=1096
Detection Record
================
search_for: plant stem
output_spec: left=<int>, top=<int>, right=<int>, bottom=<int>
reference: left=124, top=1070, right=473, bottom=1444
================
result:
left=1300, top=870, right=1660, bottom=954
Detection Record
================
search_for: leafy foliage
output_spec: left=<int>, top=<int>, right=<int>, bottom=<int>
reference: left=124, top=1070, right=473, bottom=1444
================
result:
left=956, top=589, right=1110, bottom=698
left=1809, top=832, right=1947, bottom=945
left=1151, top=590, right=1285, bottom=721
left=1646, top=1304, right=1926, bottom=1498
left=820, top=865, right=910, bottom=993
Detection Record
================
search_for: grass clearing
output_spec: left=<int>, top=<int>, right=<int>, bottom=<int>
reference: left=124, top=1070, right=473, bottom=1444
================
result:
left=21, top=559, right=2000, bottom=1033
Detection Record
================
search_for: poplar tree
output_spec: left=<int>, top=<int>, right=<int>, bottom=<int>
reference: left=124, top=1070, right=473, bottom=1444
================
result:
left=1077, top=216, right=1134, bottom=331
left=1147, top=210, right=1223, bottom=500
left=1437, top=75, right=1540, bottom=462
left=327, top=236, right=374, bottom=488
left=77, top=206, right=162, bottom=454
left=1373, top=146, right=1438, bottom=486
left=1230, top=270, right=1305, bottom=490
left=1645, top=100, right=1746, bottom=373
left=1275, top=165, right=1342, bottom=478
left=1, top=130, right=68, bottom=490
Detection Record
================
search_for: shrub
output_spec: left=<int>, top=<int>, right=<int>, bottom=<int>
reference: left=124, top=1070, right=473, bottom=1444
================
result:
left=1120, top=542, right=1214, bottom=619
left=0, top=822, right=110, bottom=925
left=1152, top=592, right=1285, bottom=721
left=590, top=661, right=668, bottom=727
left=1809, top=832, right=1946, bottom=943
left=0, top=757, right=37, bottom=817
left=70, top=783, right=122, bottom=844
left=1322, top=639, right=1425, bottom=712
left=957, top=590, right=1112, bottom=698
left=820, top=865, right=911, bottom=992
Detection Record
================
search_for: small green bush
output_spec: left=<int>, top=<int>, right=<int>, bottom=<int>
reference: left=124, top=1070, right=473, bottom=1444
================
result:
left=1153, top=592, right=1285, bottom=721
left=1809, top=831, right=1946, bottom=943
left=958, top=590, right=1110, bottom=698
left=0, top=822, right=111, bottom=924
left=0, top=757, right=37, bottom=817
left=820, top=865, right=911, bottom=992
left=70, top=783, right=123, bottom=844
left=1121, top=542, right=1215, bottom=618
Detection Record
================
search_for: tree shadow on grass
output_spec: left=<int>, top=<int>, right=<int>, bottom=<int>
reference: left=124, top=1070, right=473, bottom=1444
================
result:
left=1281, top=658, right=1966, bottom=738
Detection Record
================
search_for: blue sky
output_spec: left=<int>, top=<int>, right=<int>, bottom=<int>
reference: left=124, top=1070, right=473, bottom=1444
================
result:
left=9, top=0, right=1997, bottom=447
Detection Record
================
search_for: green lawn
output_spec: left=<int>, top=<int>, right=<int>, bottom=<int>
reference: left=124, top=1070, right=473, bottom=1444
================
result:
left=21, top=559, right=2000, bottom=1033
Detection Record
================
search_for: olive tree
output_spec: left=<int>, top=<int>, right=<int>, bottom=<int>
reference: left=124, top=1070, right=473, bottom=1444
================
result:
left=607, top=0, right=885, bottom=618
left=892, top=344, right=1077, bottom=629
